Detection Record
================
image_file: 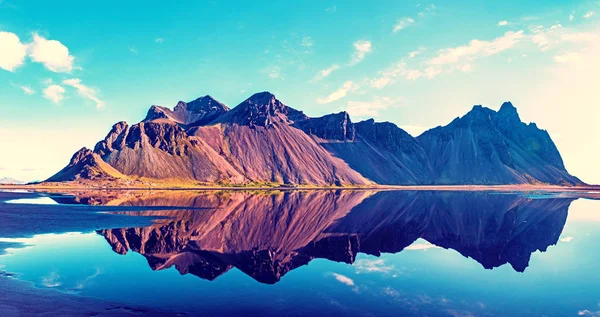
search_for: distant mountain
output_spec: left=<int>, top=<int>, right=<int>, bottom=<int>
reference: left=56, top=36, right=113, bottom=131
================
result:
left=417, top=102, right=581, bottom=185
left=46, top=92, right=583, bottom=186
left=0, top=177, right=26, bottom=185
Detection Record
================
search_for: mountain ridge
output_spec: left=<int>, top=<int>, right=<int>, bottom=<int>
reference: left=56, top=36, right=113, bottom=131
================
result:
left=46, top=92, right=584, bottom=186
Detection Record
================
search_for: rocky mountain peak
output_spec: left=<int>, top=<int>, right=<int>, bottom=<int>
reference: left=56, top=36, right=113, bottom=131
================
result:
left=220, top=92, right=308, bottom=127
left=185, top=95, right=229, bottom=113
left=498, top=101, right=521, bottom=122
left=144, top=95, right=229, bottom=126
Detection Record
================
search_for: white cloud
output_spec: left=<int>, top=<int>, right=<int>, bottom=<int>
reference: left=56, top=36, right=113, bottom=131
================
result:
left=63, top=78, right=104, bottom=108
left=129, top=46, right=138, bottom=54
left=349, top=40, right=372, bottom=65
left=332, top=273, right=354, bottom=286
left=354, top=259, right=394, bottom=274
left=316, top=81, right=358, bottom=104
left=554, top=52, right=583, bottom=64
left=41, top=271, right=62, bottom=288
left=347, top=96, right=404, bottom=117
left=560, top=236, right=574, bottom=242
left=262, top=65, right=281, bottom=79
left=570, top=14, right=575, bottom=21
left=301, top=36, right=313, bottom=47
left=579, top=309, right=600, bottom=316
left=28, top=33, right=74, bottom=73
left=408, top=50, right=421, bottom=58
left=43, top=84, right=65, bottom=104
left=428, top=30, right=525, bottom=67
left=370, top=61, right=435, bottom=88
left=0, top=31, right=27, bottom=72
left=393, top=17, right=415, bottom=33
left=313, top=64, right=340, bottom=81
left=583, top=11, right=595, bottom=19
left=417, top=4, right=436, bottom=18
left=155, top=38, right=164, bottom=44
left=12, top=83, right=35, bottom=95
left=531, top=24, right=599, bottom=52
left=498, top=20, right=509, bottom=26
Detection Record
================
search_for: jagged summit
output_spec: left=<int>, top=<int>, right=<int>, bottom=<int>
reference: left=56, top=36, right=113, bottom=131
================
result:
left=144, top=95, right=229, bottom=126
left=216, top=91, right=308, bottom=127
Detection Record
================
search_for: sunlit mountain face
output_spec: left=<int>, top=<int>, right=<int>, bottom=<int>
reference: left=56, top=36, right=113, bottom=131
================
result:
left=90, top=190, right=572, bottom=284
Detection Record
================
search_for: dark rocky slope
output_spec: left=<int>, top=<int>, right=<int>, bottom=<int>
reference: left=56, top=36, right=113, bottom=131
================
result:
left=417, top=102, right=581, bottom=185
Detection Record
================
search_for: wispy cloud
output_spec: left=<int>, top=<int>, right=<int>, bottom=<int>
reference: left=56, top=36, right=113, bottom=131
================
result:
left=393, top=17, right=415, bottom=33
left=63, top=78, right=104, bottom=108
left=578, top=309, right=600, bottom=316
left=370, top=59, right=437, bottom=89
left=560, top=236, right=574, bottom=242
left=349, top=40, right=372, bottom=65
left=531, top=24, right=599, bottom=52
left=41, top=271, right=62, bottom=287
left=325, top=5, right=336, bottom=13
left=72, top=268, right=102, bottom=291
left=583, top=11, right=595, bottom=19
left=155, top=38, right=164, bottom=44
left=332, top=273, right=354, bottom=286
left=417, top=4, right=436, bottom=18
left=129, top=46, right=138, bottom=54
left=28, top=33, right=75, bottom=73
left=0, top=31, right=27, bottom=72
left=316, top=81, right=358, bottom=104
left=313, top=64, right=340, bottom=81
left=347, top=96, right=404, bottom=117
left=354, top=259, right=394, bottom=274
left=498, top=20, right=509, bottom=26
left=370, top=30, right=525, bottom=89
left=427, top=30, right=525, bottom=68
left=301, top=36, right=313, bottom=47
left=262, top=65, right=281, bottom=79
left=43, top=84, right=65, bottom=104
left=11, top=82, right=35, bottom=95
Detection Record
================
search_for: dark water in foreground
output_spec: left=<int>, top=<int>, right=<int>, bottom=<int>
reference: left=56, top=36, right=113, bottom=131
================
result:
left=1, top=190, right=599, bottom=316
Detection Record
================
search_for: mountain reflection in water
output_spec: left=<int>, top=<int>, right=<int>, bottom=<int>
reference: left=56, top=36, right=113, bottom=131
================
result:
left=90, top=190, right=572, bottom=284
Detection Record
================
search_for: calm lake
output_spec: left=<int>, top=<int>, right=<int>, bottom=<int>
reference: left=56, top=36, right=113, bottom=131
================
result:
left=1, top=190, right=599, bottom=316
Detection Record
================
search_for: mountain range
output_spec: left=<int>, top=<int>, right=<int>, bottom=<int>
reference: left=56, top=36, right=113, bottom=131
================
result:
left=47, top=92, right=583, bottom=186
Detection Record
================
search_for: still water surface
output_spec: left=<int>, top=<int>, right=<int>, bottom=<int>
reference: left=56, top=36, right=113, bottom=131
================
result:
left=1, top=190, right=599, bottom=316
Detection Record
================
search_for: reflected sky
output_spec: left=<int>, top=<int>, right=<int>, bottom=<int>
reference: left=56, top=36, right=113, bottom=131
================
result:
left=1, top=191, right=599, bottom=316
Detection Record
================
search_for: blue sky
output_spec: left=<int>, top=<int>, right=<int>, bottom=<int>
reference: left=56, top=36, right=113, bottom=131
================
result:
left=1, top=0, right=599, bottom=183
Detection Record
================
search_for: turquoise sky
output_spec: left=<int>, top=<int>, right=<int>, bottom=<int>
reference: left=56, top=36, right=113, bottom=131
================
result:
left=1, top=0, right=599, bottom=183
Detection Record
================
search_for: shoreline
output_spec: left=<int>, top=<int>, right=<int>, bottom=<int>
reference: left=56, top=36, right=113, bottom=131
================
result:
left=1, top=184, right=599, bottom=192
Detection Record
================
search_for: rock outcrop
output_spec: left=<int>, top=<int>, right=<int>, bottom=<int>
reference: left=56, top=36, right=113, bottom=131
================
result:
left=47, top=148, right=126, bottom=182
